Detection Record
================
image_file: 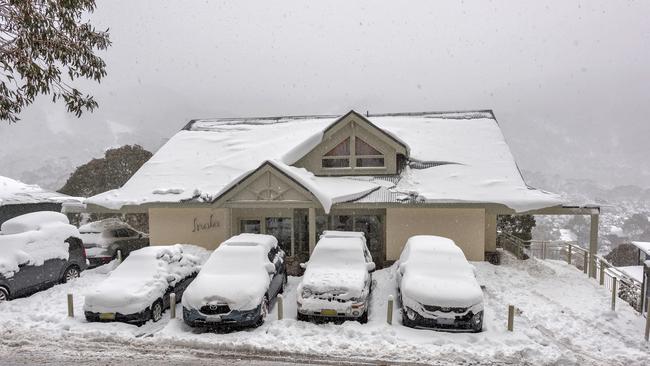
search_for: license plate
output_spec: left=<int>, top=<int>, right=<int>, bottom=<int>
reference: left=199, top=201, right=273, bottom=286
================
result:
left=436, top=317, right=455, bottom=325
left=99, top=313, right=115, bottom=320
left=321, top=309, right=337, bottom=316
left=207, top=315, right=222, bottom=322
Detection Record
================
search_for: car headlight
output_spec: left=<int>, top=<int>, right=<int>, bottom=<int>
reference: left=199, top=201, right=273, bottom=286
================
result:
left=406, top=307, right=417, bottom=320
left=302, top=288, right=313, bottom=298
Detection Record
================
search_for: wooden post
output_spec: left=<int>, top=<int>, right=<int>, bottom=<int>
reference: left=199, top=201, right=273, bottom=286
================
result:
left=507, top=305, right=514, bottom=331
left=117, top=249, right=123, bottom=264
left=645, top=312, right=650, bottom=342
left=589, top=214, right=599, bottom=279
left=583, top=252, right=589, bottom=275
left=611, top=277, right=617, bottom=311
left=387, top=295, right=394, bottom=325
left=170, top=293, right=176, bottom=319
left=541, top=242, right=546, bottom=260
left=599, top=260, right=605, bottom=286
left=308, top=207, right=316, bottom=255
left=277, top=294, right=284, bottom=320
left=67, top=293, right=74, bottom=318
left=567, top=244, right=572, bottom=265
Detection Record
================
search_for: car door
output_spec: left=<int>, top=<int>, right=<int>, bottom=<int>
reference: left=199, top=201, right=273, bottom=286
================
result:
left=266, top=247, right=283, bottom=297
left=7, top=263, right=41, bottom=297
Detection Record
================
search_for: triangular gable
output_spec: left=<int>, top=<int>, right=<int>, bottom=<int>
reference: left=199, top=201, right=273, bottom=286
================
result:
left=213, top=162, right=318, bottom=207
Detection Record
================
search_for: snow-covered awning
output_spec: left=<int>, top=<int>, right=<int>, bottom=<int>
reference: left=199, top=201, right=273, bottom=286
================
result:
left=0, top=175, right=80, bottom=207
left=85, top=110, right=563, bottom=213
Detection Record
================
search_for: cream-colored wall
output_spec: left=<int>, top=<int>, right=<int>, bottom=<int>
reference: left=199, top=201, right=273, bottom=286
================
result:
left=386, top=208, right=486, bottom=261
left=484, top=212, right=497, bottom=252
left=148, top=207, right=230, bottom=250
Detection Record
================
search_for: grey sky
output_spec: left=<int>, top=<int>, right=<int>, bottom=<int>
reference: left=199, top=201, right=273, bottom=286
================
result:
left=1, top=0, right=649, bottom=190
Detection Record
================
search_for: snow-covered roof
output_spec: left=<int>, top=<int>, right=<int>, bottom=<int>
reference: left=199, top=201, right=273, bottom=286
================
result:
left=631, top=241, right=650, bottom=256
left=86, top=110, right=562, bottom=213
left=0, top=175, right=79, bottom=207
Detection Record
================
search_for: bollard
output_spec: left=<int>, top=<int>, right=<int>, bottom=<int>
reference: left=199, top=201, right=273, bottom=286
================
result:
left=611, top=277, right=617, bottom=311
left=583, top=252, right=588, bottom=275
left=277, top=294, right=284, bottom=321
left=645, top=312, right=650, bottom=342
left=599, top=260, right=605, bottom=286
left=541, top=242, right=546, bottom=260
left=170, top=293, right=176, bottom=319
left=507, top=305, right=514, bottom=331
left=567, top=244, right=572, bottom=265
left=387, top=295, right=394, bottom=325
left=116, top=249, right=123, bottom=264
left=67, top=293, right=74, bottom=318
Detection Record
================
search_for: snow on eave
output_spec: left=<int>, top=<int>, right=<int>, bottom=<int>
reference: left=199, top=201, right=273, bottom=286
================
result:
left=0, top=175, right=77, bottom=207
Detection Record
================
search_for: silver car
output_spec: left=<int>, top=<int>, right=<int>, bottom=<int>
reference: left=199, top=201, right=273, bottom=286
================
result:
left=78, top=218, right=149, bottom=268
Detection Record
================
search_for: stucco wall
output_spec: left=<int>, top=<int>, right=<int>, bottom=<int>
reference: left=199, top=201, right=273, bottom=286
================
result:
left=386, top=208, right=486, bottom=261
left=148, top=207, right=230, bottom=250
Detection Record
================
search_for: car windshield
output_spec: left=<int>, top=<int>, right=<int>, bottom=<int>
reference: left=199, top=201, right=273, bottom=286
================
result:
left=308, top=237, right=366, bottom=269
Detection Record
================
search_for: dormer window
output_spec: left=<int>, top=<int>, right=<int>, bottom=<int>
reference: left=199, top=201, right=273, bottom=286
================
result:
left=321, top=136, right=385, bottom=169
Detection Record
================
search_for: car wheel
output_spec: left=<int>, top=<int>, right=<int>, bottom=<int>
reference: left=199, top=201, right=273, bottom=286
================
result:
left=151, top=300, right=163, bottom=322
left=358, top=310, right=368, bottom=324
left=62, top=266, right=80, bottom=283
left=297, top=311, right=308, bottom=322
left=255, top=296, right=269, bottom=327
left=471, top=311, right=483, bottom=333
left=0, top=287, right=8, bottom=302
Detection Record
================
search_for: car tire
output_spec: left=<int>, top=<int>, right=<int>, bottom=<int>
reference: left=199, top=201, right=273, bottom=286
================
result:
left=62, top=266, right=80, bottom=283
left=297, top=311, right=308, bottom=322
left=151, top=300, right=164, bottom=322
left=255, top=296, right=269, bottom=327
left=0, top=287, right=8, bottom=302
left=358, top=310, right=368, bottom=324
left=471, top=311, right=483, bottom=333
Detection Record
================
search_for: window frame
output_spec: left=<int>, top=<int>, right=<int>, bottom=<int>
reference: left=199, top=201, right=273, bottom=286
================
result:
left=321, top=135, right=386, bottom=170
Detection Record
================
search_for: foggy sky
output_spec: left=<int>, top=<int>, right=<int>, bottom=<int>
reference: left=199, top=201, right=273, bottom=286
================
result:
left=1, top=0, right=649, bottom=190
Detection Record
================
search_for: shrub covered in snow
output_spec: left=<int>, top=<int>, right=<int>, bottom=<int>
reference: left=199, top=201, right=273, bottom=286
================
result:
left=0, top=212, right=79, bottom=278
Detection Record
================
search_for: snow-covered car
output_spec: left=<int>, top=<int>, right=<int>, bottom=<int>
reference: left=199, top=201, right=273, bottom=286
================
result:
left=84, top=244, right=201, bottom=325
left=78, top=218, right=149, bottom=268
left=0, top=212, right=87, bottom=302
left=182, top=234, right=286, bottom=329
left=296, top=231, right=375, bottom=323
left=396, top=235, right=484, bottom=332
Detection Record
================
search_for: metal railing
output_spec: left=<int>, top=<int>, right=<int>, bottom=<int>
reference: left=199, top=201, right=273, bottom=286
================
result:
left=497, top=234, right=646, bottom=313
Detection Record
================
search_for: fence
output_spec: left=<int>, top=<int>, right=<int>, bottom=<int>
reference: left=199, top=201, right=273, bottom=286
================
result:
left=497, top=233, right=646, bottom=313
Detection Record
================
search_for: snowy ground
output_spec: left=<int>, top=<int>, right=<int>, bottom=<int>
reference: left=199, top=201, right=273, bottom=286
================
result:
left=1, top=253, right=649, bottom=365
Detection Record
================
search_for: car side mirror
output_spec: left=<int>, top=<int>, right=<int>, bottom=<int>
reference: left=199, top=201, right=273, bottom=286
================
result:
left=366, top=262, right=376, bottom=273
left=18, top=262, right=27, bottom=268
left=265, top=263, right=276, bottom=274
left=299, top=262, right=307, bottom=270
left=138, top=233, right=143, bottom=239
left=166, top=275, right=176, bottom=283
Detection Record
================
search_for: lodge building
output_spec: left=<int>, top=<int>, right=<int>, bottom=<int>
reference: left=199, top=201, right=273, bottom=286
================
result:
left=82, top=110, right=600, bottom=270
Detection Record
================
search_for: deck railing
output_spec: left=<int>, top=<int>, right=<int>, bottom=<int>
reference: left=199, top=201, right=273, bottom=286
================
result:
left=497, top=233, right=646, bottom=313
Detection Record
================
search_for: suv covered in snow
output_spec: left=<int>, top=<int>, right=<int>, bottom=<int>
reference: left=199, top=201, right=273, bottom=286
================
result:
left=182, top=234, right=287, bottom=329
left=296, top=231, right=375, bottom=323
left=396, top=235, right=484, bottom=332
left=84, top=245, right=202, bottom=325
left=78, top=218, right=149, bottom=268
left=0, top=212, right=87, bottom=302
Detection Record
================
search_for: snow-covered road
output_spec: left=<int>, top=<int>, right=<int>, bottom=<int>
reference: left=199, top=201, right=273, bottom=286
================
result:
left=1, top=253, right=648, bottom=365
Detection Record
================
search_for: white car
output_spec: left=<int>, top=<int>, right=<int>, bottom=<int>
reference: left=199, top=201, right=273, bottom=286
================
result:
left=84, top=244, right=202, bottom=325
left=396, top=235, right=484, bottom=332
left=182, top=234, right=286, bottom=329
left=296, top=231, right=375, bottom=323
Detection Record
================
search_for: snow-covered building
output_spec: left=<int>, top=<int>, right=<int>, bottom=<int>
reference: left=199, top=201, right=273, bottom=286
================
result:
left=84, top=110, right=600, bottom=267
left=0, top=176, right=77, bottom=226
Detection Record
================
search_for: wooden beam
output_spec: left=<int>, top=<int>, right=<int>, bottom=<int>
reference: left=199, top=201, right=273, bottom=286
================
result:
left=308, top=207, right=316, bottom=255
left=589, top=214, right=599, bottom=278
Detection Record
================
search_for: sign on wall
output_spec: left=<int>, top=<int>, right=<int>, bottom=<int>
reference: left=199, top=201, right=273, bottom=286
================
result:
left=192, top=214, right=220, bottom=233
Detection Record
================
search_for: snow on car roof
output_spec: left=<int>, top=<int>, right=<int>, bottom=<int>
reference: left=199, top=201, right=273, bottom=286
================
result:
left=0, top=175, right=80, bottom=207
left=85, top=111, right=562, bottom=213
left=400, top=235, right=474, bottom=277
left=222, top=233, right=278, bottom=253
left=79, top=218, right=135, bottom=233
left=309, top=237, right=367, bottom=267
left=0, top=212, right=78, bottom=278
left=201, top=244, right=269, bottom=275
left=83, top=244, right=203, bottom=314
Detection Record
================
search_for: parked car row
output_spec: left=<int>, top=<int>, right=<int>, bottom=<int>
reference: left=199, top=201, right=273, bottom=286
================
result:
left=1, top=213, right=483, bottom=332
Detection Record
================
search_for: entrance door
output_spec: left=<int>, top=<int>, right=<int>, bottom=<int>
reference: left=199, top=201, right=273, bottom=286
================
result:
left=353, top=215, right=383, bottom=265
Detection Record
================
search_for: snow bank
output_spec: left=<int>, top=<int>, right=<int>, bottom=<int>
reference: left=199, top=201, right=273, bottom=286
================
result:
left=398, top=236, right=483, bottom=308
left=84, top=245, right=203, bottom=314
left=0, top=212, right=79, bottom=278
left=85, top=112, right=562, bottom=213
left=182, top=245, right=271, bottom=311
left=298, top=237, right=369, bottom=300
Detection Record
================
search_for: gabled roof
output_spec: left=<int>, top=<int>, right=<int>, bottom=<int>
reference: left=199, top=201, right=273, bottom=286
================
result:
left=85, top=110, right=562, bottom=213
left=0, top=175, right=77, bottom=207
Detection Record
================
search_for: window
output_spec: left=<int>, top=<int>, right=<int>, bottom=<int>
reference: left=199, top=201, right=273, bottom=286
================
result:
left=265, top=217, right=292, bottom=255
left=240, top=219, right=261, bottom=234
left=322, top=137, right=350, bottom=168
left=355, top=137, right=384, bottom=168
left=321, top=136, right=385, bottom=169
